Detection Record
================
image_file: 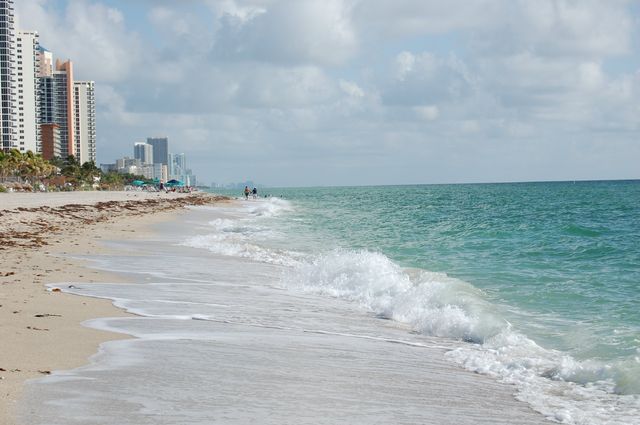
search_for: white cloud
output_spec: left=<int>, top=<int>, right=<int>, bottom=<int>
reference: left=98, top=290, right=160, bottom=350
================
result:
left=16, top=0, right=145, bottom=82
left=15, top=0, right=640, bottom=185
left=395, top=51, right=416, bottom=81
left=414, top=105, right=440, bottom=121
left=210, top=0, right=357, bottom=66
left=339, top=80, right=365, bottom=98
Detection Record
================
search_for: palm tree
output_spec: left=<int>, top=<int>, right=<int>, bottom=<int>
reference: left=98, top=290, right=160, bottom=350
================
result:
left=80, top=161, right=101, bottom=186
left=6, top=149, right=24, bottom=181
left=0, top=151, right=8, bottom=181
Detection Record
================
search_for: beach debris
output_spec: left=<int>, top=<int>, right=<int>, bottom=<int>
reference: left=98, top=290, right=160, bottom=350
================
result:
left=51, top=288, right=61, bottom=292
left=38, top=370, right=51, bottom=375
left=34, top=314, right=62, bottom=318
left=68, top=285, right=77, bottom=289
left=2, top=271, right=15, bottom=277
left=0, top=368, right=5, bottom=372
left=27, top=326, right=49, bottom=331
left=1, top=195, right=229, bottom=249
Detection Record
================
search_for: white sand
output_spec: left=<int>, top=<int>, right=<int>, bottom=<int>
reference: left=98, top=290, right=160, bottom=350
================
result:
left=0, top=191, right=227, bottom=425
left=16, top=205, right=549, bottom=424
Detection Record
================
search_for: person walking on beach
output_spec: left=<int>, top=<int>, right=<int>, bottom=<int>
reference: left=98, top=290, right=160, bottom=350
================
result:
left=244, top=186, right=250, bottom=199
left=252, top=187, right=258, bottom=199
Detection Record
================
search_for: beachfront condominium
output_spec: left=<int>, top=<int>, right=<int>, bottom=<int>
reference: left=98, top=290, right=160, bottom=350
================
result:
left=147, top=137, right=169, bottom=166
left=73, top=80, right=96, bottom=163
left=53, top=59, right=74, bottom=158
left=174, top=153, right=186, bottom=175
left=0, top=0, right=16, bottom=152
left=40, top=122, right=60, bottom=160
left=134, top=142, right=153, bottom=165
left=15, top=30, right=41, bottom=153
left=37, top=46, right=54, bottom=124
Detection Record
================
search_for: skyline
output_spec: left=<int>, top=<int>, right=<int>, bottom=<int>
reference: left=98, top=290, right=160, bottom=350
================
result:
left=16, top=0, right=640, bottom=187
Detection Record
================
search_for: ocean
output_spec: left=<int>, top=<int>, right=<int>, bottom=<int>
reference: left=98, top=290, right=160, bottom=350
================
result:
left=20, top=181, right=640, bottom=424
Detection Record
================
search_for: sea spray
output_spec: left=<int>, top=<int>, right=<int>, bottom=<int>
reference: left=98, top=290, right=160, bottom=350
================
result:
left=22, top=184, right=640, bottom=425
left=282, top=249, right=505, bottom=342
left=283, top=248, right=640, bottom=424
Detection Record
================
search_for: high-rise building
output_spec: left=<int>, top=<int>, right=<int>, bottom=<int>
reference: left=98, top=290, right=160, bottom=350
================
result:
left=174, top=153, right=186, bottom=174
left=147, top=137, right=168, bottom=166
left=37, top=47, right=55, bottom=129
left=37, top=46, right=52, bottom=77
left=0, top=6, right=97, bottom=160
left=73, top=80, right=95, bottom=163
left=134, top=142, right=153, bottom=165
left=40, top=122, right=60, bottom=160
left=0, top=0, right=16, bottom=151
left=15, top=30, right=40, bottom=153
left=38, top=73, right=54, bottom=124
left=153, top=163, right=168, bottom=182
left=53, top=59, right=74, bottom=158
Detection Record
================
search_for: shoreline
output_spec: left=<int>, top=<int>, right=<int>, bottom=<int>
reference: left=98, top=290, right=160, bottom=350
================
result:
left=0, top=192, right=228, bottom=425
left=17, top=201, right=550, bottom=424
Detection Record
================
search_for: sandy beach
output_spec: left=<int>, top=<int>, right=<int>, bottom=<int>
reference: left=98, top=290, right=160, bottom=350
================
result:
left=0, top=191, right=228, bottom=425
left=2, top=191, right=555, bottom=425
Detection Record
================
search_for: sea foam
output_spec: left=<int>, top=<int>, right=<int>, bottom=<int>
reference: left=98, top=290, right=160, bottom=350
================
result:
left=182, top=196, right=640, bottom=424
left=281, top=248, right=640, bottom=424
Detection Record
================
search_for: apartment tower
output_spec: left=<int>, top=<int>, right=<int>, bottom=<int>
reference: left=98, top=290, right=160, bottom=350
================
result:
left=40, top=122, right=60, bottom=160
left=0, top=0, right=16, bottom=151
left=134, top=142, right=153, bottom=165
left=147, top=137, right=169, bottom=166
left=73, top=80, right=95, bottom=163
left=15, top=30, right=40, bottom=153
left=53, top=59, right=74, bottom=158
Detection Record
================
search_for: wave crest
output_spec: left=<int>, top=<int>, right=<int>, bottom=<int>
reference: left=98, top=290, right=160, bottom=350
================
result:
left=283, top=249, right=505, bottom=342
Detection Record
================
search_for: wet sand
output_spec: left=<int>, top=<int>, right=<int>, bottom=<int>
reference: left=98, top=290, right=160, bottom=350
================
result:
left=0, top=192, right=227, bottom=424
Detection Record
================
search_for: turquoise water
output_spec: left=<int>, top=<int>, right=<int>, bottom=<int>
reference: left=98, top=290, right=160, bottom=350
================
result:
left=218, top=182, right=640, bottom=393
left=266, top=182, right=640, bottom=363
left=21, top=182, right=639, bottom=425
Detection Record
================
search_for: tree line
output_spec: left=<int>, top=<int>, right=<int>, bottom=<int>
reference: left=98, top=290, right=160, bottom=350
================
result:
left=0, top=149, right=142, bottom=191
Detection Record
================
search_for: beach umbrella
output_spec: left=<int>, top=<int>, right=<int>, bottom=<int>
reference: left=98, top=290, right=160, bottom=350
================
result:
left=166, top=179, right=184, bottom=187
left=132, top=180, right=146, bottom=186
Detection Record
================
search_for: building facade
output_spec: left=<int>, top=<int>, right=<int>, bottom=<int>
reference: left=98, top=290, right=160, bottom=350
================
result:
left=53, top=59, right=74, bottom=158
left=37, top=46, right=55, bottom=130
left=134, top=142, right=153, bottom=165
left=15, top=30, right=40, bottom=153
left=40, top=122, right=60, bottom=160
left=37, top=45, right=52, bottom=77
left=73, top=80, right=95, bottom=163
left=0, top=3, right=97, bottom=160
left=147, top=137, right=168, bottom=166
left=0, top=0, right=16, bottom=151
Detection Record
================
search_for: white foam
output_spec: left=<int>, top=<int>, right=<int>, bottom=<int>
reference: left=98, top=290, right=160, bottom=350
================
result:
left=283, top=249, right=505, bottom=342
left=244, top=197, right=293, bottom=217
left=36, top=200, right=640, bottom=425
left=281, top=248, right=640, bottom=424
left=181, top=198, right=302, bottom=266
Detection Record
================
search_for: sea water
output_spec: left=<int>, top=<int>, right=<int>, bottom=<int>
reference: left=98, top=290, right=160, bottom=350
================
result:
left=20, top=181, right=640, bottom=424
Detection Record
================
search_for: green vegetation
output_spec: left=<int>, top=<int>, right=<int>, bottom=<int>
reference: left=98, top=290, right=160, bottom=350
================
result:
left=0, top=149, right=56, bottom=187
left=0, top=149, right=146, bottom=192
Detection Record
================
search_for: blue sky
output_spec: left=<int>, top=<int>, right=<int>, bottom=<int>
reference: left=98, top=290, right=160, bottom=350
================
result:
left=17, top=0, right=640, bottom=187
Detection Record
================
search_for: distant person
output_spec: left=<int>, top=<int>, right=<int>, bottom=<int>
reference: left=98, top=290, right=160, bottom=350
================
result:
left=252, top=187, right=258, bottom=199
left=244, top=186, right=250, bottom=199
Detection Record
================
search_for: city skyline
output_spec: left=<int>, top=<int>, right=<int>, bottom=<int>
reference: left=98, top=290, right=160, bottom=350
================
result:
left=103, top=136, right=197, bottom=186
left=15, top=1, right=640, bottom=187
left=1, top=1, right=97, bottom=165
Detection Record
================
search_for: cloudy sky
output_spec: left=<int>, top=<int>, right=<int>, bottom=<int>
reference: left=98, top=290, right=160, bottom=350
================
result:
left=16, top=0, right=640, bottom=187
